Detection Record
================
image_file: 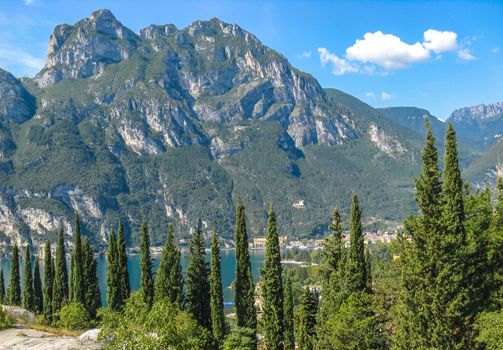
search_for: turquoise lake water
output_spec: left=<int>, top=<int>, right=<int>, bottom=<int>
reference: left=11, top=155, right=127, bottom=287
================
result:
left=0, top=249, right=265, bottom=306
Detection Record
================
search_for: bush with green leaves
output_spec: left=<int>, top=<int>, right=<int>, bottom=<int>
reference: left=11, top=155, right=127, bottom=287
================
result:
left=58, top=302, right=91, bottom=330
left=222, top=327, right=257, bottom=350
left=99, top=291, right=211, bottom=350
left=475, top=311, right=503, bottom=350
left=0, top=308, right=12, bottom=330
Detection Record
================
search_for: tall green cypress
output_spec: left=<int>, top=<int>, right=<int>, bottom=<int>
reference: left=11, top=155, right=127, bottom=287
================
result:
left=365, top=246, right=372, bottom=291
left=234, top=203, right=257, bottom=336
left=0, top=268, right=5, bottom=304
left=186, top=227, right=211, bottom=330
left=22, top=245, right=35, bottom=311
left=297, top=287, right=318, bottom=350
left=155, top=225, right=183, bottom=306
left=82, top=238, right=101, bottom=319
left=492, top=176, right=503, bottom=305
left=69, top=254, right=74, bottom=302
left=140, top=217, right=154, bottom=308
left=71, top=212, right=84, bottom=304
left=346, top=194, right=367, bottom=293
left=116, top=221, right=130, bottom=307
left=52, top=229, right=69, bottom=314
left=284, top=276, right=295, bottom=350
left=8, top=244, right=21, bottom=305
left=261, top=205, right=284, bottom=350
left=33, top=259, right=43, bottom=314
left=43, top=241, right=54, bottom=324
left=431, top=123, right=470, bottom=348
left=106, top=228, right=120, bottom=311
left=210, top=231, right=226, bottom=347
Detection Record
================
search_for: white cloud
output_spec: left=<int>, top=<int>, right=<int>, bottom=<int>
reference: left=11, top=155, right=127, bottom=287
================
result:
left=297, top=50, right=312, bottom=59
left=380, top=92, right=393, bottom=100
left=457, top=48, right=475, bottom=61
left=0, top=47, right=45, bottom=76
left=492, top=47, right=500, bottom=54
left=345, top=31, right=430, bottom=70
left=365, top=92, right=375, bottom=98
left=423, top=29, right=458, bottom=53
left=318, top=48, right=358, bottom=75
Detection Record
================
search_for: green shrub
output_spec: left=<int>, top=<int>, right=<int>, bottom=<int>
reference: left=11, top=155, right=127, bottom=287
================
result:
left=476, top=311, right=503, bottom=350
left=0, top=308, right=12, bottom=330
left=99, top=291, right=212, bottom=349
left=222, top=327, right=256, bottom=350
left=59, top=302, right=91, bottom=330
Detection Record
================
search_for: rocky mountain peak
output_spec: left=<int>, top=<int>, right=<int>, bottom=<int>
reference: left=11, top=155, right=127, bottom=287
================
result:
left=0, top=68, right=35, bottom=123
left=449, top=101, right=503, bottom=122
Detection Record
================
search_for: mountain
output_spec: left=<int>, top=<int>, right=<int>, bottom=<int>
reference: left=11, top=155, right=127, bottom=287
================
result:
left=447, top=102, right=503, bottom=150
left=0, top=10, right=426, bottom=251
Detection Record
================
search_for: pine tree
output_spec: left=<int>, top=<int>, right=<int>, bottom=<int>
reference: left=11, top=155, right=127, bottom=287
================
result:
left=210, top=231, right=226, bottom=347
left=33, top=259, right=43, bottom=314
left=8, top=244, right=21, bottom=305
left=83, top=238, right=101, bottom=319
left=106, top=228, right=121, bottom=311
left=155, top=225, right=183, bottom=306
left=234, top=203, right=257, bottom=337
left=43, top=241, right=54, bottom=324
left=116, top=221, right=130, bottom=307
left=347, top=194, right=367, bottom=293
left=71, top=212, right=84, bottom=304
left=284, top=276, right=295, bottom=350
left=0, top=268, right=5, bottom=304
left=186, top=227, right=211, bottom=330
left=52, top=229, right=69, bottom=314
left=140, top=217, right=154, bottom=308
left=22, top=245, right=35, bottom=311
left=297, top=287, right=318, bottom=350
left=261, top=205, right=284, bottom=350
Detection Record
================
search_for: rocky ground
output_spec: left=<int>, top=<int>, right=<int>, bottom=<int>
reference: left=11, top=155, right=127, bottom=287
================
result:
left=0, top=326, right=101, bottom=350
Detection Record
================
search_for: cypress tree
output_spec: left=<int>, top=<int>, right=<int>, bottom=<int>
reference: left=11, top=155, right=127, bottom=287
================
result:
left=492, top=176, right=503, bottom=305
left=33, top=259, right=43, bottom=314
left=83, top=238, right=101, bottom=319
left=106, top=228, right=120, bottom=311
left=365, top=246, right=372, bottom=291
left=155, top=225, right=183, bottom=306
left=0, top=268, right=5, bottom=304
left=22, top=245, right=35, bottom=311
left=347, top=194, right=367, bottom=293
left=8, top=244, right=21, bottom=305
left=116, top=221, right=130, bottom=307
left=261, top=205, right=284, bottom=350
left=43, top=241, right=54, bottom=324
left=297, top=287, right=318, bottom=350
left=234, top=203, right=257, bottom=336
left=71, top=212, right=84, bottom=304
left=210, top=231, right=226, bottom=347
left=52, top=229, right=69, bottom=314
left=139, top=217, right=154, bottom=308
left=284, top=276, right=295, bottom=350
left=69, top=254, right=74, bottom=302
left=185, top=227, right=211, bottom=330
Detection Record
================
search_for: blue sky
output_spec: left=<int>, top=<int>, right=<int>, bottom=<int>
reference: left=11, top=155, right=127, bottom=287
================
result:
left=0, top=0, right=502, bottom=119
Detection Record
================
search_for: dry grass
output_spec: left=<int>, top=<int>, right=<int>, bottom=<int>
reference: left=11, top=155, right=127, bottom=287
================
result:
left=29, top=323, right=83, bottom=337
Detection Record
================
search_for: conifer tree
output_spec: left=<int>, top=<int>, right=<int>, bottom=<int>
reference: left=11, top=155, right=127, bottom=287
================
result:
left=365, top=246, right=372, bottom=291
left=43, top=241, right=54, bottom=324
left=140, top=217, right=154, bottom=308
left=297, top=287, right=317, bottom=350
left=261, top=205, right=284, bottom=350
left=83, top=238, right=101, bottom=319
left=71, top=212, right=84, bottom=304
left=492, top=176, right=503, bottom=305
left=116, top=221, right=130, bottom=307
left=22, top=245, right=35, bottom=311
left=106, top=228, right=120, bottom=311
left=234, top=203, right=257, bottom=337
left=284, top=276, right=295, bottom=350
left=52, top=229, right=69, bottom=314
left=155, top=225, right=183, bottom=306
left=186, top=227, right=211, bottom=330
left=347, top=194, right=367, bottom=293
left=69, top=254, right=74, bottom=302
left=33, top=259, right=43, bottom=314
left=210, top=231, right=226, bottom=347
left=8, top=244, right=21, bottom=305
left=0, top=268, right=5, bottom=304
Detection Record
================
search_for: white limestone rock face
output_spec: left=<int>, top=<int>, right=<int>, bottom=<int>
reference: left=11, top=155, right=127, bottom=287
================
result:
left=368, top=124, right=408, bottom=159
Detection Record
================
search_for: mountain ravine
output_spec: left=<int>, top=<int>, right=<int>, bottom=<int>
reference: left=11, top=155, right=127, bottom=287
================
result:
left=0, top=9, right=495, bottom=253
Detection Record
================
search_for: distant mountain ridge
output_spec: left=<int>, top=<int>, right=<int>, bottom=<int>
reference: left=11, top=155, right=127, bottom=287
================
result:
left=0, top=9, right=498, bottom=252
